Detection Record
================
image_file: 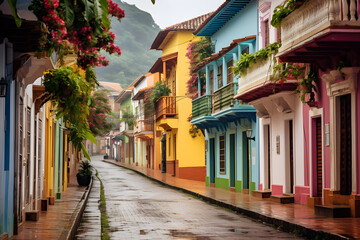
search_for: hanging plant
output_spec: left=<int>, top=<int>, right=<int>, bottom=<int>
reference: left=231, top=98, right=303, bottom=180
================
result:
left=271, top=61, right=317, bottom=104
left=43, top=66, right=96, bottom=159
left=232, top=42, right=281, bottom=77
left=121, top=110, right=136, bottom=130
left=150, top=81, right=171, bottom=106
left=186, top=37, right=213, bottom=99
left=189, top=124, right=201, bottom=138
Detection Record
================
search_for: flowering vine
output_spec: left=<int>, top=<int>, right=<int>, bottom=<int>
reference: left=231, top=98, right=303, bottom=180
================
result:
left=29, top=0, right=125, bottom=69
left=186, top=37, right=213, bottom=99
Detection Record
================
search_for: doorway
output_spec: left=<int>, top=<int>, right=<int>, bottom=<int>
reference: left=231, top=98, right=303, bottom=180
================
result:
left=229, top=134, right=236, bottom=188
left=286, top=119, right=294, bottom=194
left=209, top=138, right=215, bottom=184
left=242, top=132, right=249, bottom=190
left=264, top=124, right=271, bottom=189
left=339, top=94, right=352, bottom=195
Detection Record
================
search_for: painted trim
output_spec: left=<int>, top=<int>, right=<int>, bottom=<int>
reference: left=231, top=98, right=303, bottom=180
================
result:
left=215, top=177, right=229, bottom=190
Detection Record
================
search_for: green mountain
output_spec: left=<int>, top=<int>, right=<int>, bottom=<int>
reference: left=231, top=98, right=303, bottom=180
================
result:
left=95, top=1, right=161, bottom=88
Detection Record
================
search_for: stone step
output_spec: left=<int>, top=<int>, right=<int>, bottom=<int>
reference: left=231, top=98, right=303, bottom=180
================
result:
left=26, top=210, right=40, bottom=221
left=314, top=204, right=351, bottom=218
left=270, top=195, right=294, bottom=204
left=252, top=190, right=271, bottom=198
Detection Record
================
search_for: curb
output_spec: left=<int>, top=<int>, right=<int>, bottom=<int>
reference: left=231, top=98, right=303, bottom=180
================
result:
left=104, top=159, right=349, bottom=240
left=59, top=176, right=94, bottom=240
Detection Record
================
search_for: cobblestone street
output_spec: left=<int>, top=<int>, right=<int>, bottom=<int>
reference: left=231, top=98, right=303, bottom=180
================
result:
left=88, top=156, right=301, bottom=239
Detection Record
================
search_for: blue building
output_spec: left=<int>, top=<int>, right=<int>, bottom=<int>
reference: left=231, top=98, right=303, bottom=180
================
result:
left=191, top=0, right=259, bottom=193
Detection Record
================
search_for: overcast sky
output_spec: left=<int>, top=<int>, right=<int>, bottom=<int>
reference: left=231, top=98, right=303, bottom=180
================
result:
left=123, top=0, right=225, bottom=29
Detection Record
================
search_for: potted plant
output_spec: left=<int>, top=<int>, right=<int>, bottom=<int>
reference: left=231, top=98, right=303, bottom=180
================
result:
left=76, top=160, right=93, bottom=186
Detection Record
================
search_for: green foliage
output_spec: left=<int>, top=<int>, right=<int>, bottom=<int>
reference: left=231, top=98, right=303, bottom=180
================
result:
left=121, top=109, right=136, bottom=130
left=150, top=82, right=171, bottom=106
left=232, top=42, right=281, bottom=77
left=272, top=62, right=317, bottom=104
left=271, top=0, right=305, bottom=29
left=43, top=67, right=96, bottom=160
left=95, top=1, right=161, bottom=87
left=95, top=170, right=111, bottom=240
left=78, top=160, right=93, bottom=175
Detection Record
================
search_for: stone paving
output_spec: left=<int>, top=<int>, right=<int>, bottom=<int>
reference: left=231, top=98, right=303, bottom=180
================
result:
left=91, top=156, right=301, bottom=240
left=104, top=158, right=360, bottom=240
left=75, top=176, right=101, bottom=239
left=11, top=183, right=87, bottom=240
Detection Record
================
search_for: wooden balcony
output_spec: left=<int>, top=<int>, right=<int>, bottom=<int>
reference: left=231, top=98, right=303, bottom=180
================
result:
left=279, top=0, right=360, bottom=62
left=213, top=82, right=237, bottom=113
left=192, top=95, right=213, bottom=120
left=136, top=119, right=154, bottom=132
left=155, top=96, right=176, bottom=120
left=235, top=58, right=298, bottom=103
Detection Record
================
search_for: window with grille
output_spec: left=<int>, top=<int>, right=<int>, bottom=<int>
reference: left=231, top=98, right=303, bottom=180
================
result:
left=227, top=60, right=234, bottom=84
left=25, top=107, right=31, bottom=205
left=37, top=119, right=42, bottom=199
left=219, top=135, right=226, bottom=174
left=218, top=65, right=223, bottom=89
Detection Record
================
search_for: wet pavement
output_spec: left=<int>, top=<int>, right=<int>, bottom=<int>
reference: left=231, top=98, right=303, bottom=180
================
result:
left=104, top=158, right=360, bottom=240
left=90, top=155, right=301, bottom=239
left=76, top=176, right=101, bottom=239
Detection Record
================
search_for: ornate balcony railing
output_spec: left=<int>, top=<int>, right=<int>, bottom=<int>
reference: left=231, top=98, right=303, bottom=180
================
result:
left=213, top=82, right=238, bottom=113
left=155, top=96, right=176, bottom=120
left=192, top=95, right=213, bottom=120
left=280, top=0, right=360, bottom=52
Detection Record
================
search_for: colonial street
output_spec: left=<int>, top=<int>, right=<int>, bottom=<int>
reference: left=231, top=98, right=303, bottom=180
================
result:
left=87, top=156, right=301, bottom=239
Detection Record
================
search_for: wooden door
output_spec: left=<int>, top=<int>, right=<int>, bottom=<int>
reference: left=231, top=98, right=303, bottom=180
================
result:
left=315, top=118, right=323, bottom=197
left=340, top=94, right=352, bottom=195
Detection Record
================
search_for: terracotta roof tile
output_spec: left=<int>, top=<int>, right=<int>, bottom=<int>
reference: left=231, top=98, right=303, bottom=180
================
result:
left=165, top=13, right=213, bottom=31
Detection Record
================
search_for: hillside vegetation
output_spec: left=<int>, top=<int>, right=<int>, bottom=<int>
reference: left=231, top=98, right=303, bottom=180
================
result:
left=95, top=1, right=161, bottom=88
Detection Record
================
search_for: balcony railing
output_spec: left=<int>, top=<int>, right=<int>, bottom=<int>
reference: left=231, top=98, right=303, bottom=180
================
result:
left=136, top=119, right=154, bottom=132
left=155, top=96, right=176, bottom=120
left=213, top=82, right=237, bottom=113
left=280, top=0, right=360, bottom=52
left=237, top=57, right=272, bottom=97
left=192, top=95, right=213, bottom=120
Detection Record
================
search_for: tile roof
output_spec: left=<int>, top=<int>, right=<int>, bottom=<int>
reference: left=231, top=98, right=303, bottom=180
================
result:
left=165, top=13, right=213, bottom=31
left=151, top=13, right=212, bottom=50
left=193, top=35, right=256, bottom=73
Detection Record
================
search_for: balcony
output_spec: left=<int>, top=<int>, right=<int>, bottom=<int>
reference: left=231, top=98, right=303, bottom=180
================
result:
left=135, top=119, right=154, bottom=132
left=279, top=0, right=360, bottom=62
left=155, top=96, right=176, bottom=120
left=192, top=95, right=213, bottom=120
left=213, top=82, right=237, bottom=113
left=235, top=58, right=298, bottom=103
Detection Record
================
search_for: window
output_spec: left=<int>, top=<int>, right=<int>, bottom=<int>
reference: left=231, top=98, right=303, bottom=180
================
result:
left=227, top=60, right=234, bottom=84
left=241, top=46, right=249, bottom=56
left=264, top=19, right=269, bottom=47
left=218, top=65, right=223, bottom=89
left=219, top=135, right=226, bottom=173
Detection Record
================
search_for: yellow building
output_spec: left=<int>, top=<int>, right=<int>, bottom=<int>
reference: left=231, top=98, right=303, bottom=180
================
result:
left=149, top=14, right=210, bottom=181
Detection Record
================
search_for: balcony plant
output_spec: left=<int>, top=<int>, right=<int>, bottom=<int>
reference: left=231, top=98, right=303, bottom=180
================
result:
left=76, top=160, right=93, bottom=186
left=121, top=110, right=136, bottom=130
left=271, top=0, right=306, bottom=28
left=150, top=81, right=171, bottom=106
left=232, top=42, right=281, bottom=77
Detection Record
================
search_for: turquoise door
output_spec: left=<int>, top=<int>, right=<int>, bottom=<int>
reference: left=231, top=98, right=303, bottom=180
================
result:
left=242, top=132, right=249, bottom=189
left=209, top=138, right=215, bottom=184
left=229, top=134, right=235, bottom=187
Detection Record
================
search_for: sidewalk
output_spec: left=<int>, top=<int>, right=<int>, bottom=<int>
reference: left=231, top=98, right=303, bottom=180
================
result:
left=104, top=159, right=360, bottom=240
left=11, top=181, right=92, bottom=240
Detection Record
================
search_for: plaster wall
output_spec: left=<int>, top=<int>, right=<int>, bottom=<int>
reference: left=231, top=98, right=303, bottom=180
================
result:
left=212, top=0, right=258, bottom=52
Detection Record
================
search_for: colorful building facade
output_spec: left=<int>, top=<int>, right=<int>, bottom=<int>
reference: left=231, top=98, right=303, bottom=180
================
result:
left=191, top=0, right=259, bottom=191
